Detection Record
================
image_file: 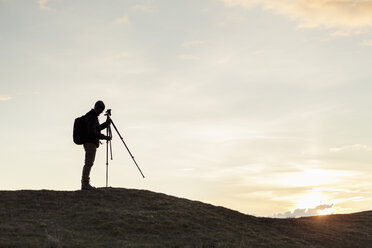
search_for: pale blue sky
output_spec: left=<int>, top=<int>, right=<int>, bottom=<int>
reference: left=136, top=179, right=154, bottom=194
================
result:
left=1, top=0, right=372, bottom=217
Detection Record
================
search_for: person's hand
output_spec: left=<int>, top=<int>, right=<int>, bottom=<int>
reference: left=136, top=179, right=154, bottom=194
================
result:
left=105, top=136, right=112, bottom=141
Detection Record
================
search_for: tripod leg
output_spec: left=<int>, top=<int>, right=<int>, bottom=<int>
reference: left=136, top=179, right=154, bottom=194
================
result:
left=106, top=128, right=109, bottom=187
left=110, top=119, right=145, bottom=178
left=109, top=126, right=113, bottom=160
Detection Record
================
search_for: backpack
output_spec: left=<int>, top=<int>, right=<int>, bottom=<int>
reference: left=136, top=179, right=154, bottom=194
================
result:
left=73, top=115, right=88, bottom=145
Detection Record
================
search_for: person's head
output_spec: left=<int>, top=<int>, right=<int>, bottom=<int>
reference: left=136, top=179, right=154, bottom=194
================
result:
left=94, top=100, right=105, bottom=115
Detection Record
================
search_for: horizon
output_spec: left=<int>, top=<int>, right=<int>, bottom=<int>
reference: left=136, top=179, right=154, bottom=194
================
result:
left=1, top=0, right=372, bottom=218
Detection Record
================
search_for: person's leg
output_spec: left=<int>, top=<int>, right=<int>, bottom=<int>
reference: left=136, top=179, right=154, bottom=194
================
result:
left=81, top=143, right=97, bottom=190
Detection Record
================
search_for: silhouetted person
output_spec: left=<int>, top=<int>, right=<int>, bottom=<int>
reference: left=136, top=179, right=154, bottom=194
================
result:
left=81, top=100, right=111, bottom=190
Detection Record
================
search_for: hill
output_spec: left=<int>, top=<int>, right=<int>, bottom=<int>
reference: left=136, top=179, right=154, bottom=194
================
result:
left=0, top=188, right=371, bottom=247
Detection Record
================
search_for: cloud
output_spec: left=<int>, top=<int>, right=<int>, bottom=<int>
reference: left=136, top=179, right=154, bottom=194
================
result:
left=116, top=14, right=130, bottom=25
left=331, top=196, right=365, bottom=204
left=361, top=40, right=372, bottom=47
left=312, top=187, right=360, bottom=194
left=181, top=40, right=205, bottom=48
left=275, top=204, right=333, bottom=218
left=331, top=29, right=368, bottom=37
left=268, top=169, right=356, bottom=188
left=0, top=96, right=11, bottom=101
left=132, top=4, right=155, bottom=13
left=37, top=0, right=53, bottom=11
left=330, top=144, right=372, bottom=152
left=222, top=0, right=372, bottom=29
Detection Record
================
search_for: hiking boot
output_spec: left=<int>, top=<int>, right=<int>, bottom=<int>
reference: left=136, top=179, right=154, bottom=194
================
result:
left=81, top=181, right=96, bottom=190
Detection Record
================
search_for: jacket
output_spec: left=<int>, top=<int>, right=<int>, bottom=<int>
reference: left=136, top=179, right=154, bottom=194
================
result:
left=84, top=109, right=109, bottom=147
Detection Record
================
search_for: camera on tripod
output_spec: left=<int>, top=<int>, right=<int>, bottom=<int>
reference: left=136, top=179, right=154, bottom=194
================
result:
left=105, top=109, right=112, bottom=117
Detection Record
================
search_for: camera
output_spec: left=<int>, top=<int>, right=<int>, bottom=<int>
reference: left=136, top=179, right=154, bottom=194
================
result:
left=105, top=109, right=112, bottom=117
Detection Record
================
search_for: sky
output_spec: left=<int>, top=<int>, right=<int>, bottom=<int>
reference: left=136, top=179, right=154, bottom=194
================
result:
left=1, top=0, right=372, bottom=218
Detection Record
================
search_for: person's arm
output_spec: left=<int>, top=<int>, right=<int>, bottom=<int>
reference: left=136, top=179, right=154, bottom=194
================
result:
left=87, top=116, right=109, bottom=140
left=100, top=119, right=110, bottom=130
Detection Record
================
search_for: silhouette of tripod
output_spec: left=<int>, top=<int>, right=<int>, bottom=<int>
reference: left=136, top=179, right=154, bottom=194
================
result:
left=105, top=109, right=145, bottom=187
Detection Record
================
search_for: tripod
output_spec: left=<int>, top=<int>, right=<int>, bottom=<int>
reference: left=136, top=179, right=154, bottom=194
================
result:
left=105, top=109, right=145, bottom=187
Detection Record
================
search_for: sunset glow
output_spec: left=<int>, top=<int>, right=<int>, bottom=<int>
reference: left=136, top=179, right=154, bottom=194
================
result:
left=296, top=192, right=329, bottom=210
left=1, top=0, right=372, bottom=218
left=318, top=207, right=335, bottom=216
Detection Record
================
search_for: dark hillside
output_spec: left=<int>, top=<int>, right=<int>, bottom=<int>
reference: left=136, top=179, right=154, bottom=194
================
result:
left=0, top=188, right=371, bottom=247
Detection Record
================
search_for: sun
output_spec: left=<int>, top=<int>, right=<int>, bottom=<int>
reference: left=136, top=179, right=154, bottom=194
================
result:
left=295, top=192, right=335, bottom=215
left=296, top=192, right=327, bottom=209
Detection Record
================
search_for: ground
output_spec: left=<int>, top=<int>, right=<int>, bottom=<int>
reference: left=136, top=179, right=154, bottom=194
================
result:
left=0, top=188, right=371, bottom=247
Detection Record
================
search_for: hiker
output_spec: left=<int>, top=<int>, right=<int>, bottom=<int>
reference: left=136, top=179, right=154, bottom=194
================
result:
left=81, top=100, right=111, bottom=190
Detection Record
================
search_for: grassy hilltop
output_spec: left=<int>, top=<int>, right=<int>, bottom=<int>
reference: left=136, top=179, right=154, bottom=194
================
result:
left=0, top=188, right=371, bottom=248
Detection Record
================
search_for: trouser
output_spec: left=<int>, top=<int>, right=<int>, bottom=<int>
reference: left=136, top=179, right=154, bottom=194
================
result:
left=82, top=143, right=97, bottom=183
